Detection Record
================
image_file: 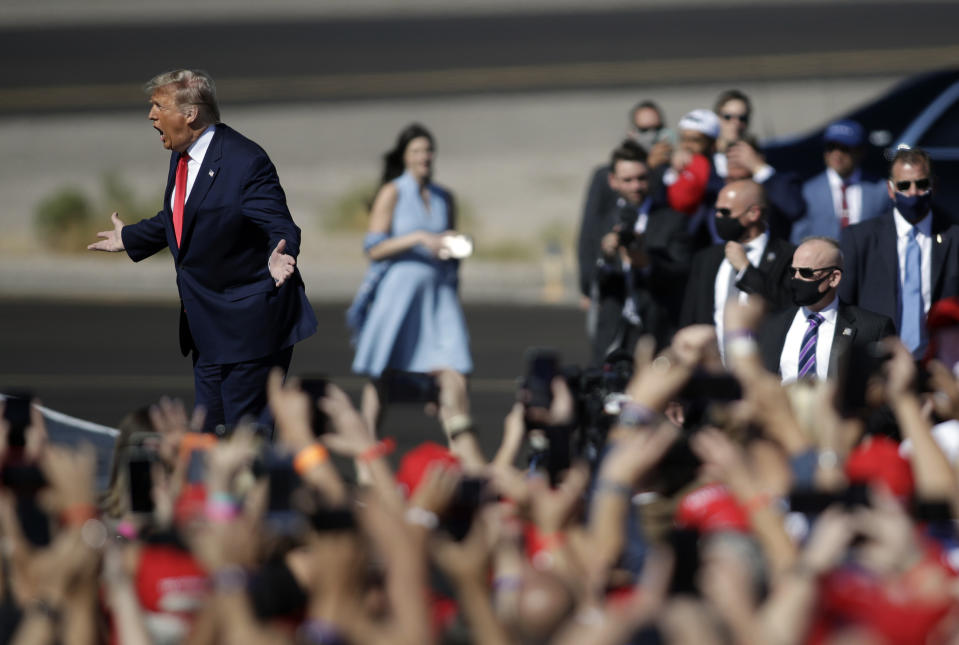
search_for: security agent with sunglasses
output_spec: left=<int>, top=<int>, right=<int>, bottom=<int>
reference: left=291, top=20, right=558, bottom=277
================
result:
left=790, top=119, right=890, bottom=244
left=680, top=179, right=795, bottom=343
left=581, top=140, right=691, bottom=365
left=758, top=237, right=894, bottom=381
left=840, top=147, right=959, bottom=358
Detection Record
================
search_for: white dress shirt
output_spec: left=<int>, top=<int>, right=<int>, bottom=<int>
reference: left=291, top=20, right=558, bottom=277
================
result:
left=168, top=125, right=216, bottom=211
left=714, top=231, right=768, bottom=342
left=826, top=168, right=863, bottom=225
left=780, top=298, right=839, bottom=382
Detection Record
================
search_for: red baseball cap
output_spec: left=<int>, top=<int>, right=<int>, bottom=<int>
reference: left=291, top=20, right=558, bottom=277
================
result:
left=845, top=436, right=914, bottom=498
left=395, top=442, right=460, bottom=498
left=676, top=483, right=750, bottom=533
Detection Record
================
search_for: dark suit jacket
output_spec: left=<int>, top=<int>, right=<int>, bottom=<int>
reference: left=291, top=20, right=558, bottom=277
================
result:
left=122, top=124, right=317, bottom=364
left=577, top=163, right=668, bottom=295
left=578, top=166, right=619, bottom=298
left=757, top=301, right=896, bottom=378
left=680, top=236, right=795, bottom=327
left=591, top=205, right=692, bottom=361
left=838, top=209, right=959, bottom=333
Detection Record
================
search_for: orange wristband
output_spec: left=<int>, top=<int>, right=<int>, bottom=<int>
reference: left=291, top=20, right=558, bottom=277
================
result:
left=293, top=444, right=329, bottom=475
left=60, top=503, right=98, bottom=527
left=359, top=438, right=396, bottom=463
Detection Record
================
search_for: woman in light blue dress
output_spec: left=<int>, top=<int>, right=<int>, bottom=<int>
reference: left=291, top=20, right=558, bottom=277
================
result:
left=349, top=124, right=472, bottom=430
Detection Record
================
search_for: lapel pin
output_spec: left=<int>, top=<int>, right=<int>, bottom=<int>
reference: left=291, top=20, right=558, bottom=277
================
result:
left=208, top=169, right=215, bottom=177
left=842, top=327, right=852, bottom=336
left=767, top=252, right=776, bottom=261
left=937, top=233, right=942, bottom=244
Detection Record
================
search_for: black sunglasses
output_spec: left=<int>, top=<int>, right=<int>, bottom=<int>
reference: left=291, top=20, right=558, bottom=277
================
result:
left=790, top=265, right=841, bottom=279
left=633, top=126, right=663, bottom=134
left=893, top=178, right=931, bottom=192
left=721, top=113, right=749, bottom=123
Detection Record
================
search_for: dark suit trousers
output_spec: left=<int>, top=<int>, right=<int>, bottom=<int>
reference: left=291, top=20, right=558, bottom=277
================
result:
left=193, top=346, right=293, bottom=433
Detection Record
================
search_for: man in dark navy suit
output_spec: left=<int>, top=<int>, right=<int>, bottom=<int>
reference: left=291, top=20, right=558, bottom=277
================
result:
left=680, top=179, right=795, bottom=344
left=88, top=69, right=317, bottom=431
left=840, top=147, right=959, bottom=358
left=579, top=140, right=691, bottom=364
left=757, top=237, right=894, bottom=382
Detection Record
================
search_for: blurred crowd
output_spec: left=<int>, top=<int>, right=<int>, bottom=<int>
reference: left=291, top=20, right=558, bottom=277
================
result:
left=5, top=86, right=959, bottom=645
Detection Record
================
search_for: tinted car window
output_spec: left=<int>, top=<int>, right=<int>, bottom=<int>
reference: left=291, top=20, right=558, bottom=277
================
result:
left=918, top=99, right=959, bottom=148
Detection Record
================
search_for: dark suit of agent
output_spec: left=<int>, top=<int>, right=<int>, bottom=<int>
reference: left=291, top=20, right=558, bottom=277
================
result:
left=581, top=140, right=691, bottom=365
left=577, top=100, right=672, bottom=300
left=680, top=179, right=795, bottom=343
left=758, top=237, right=895, bottom=383
left=839, top=147, right=959, bottom=358
left=88, top=69, right=317, bottom=431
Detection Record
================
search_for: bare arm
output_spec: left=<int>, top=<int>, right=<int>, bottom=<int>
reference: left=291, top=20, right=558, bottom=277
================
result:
left=883, top=338, right=959, bottom=502
left=365, top=183, right=445, bottom=261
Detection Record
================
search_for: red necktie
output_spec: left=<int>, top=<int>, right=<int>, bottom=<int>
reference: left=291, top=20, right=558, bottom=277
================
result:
left=839, top=181, right=850, bottom=228
left=173, top=153, right=190, bottom=247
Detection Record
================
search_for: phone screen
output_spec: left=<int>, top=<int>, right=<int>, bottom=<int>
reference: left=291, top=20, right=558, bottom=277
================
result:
left=128, top=457, right=155, bottom=514
left=299, top=376, right=330, bottom=436
left=523, top=349, right=559, bottom=409
left=381, top=370, right=439, bottom=404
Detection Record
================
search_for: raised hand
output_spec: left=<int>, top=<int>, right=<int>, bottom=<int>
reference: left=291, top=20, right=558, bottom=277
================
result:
left=268, top=238, right=295, bottom=287
left=87, top=211, right=126, bottom=252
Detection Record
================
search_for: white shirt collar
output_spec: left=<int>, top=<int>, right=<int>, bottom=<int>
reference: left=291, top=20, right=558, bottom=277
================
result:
left=744, top=230, right=768, bottom=255
left=185, top=125, right=216, bottom=164
left=826, top=167, right=862, bottom=187
left=802, top=295, right=839, bottom=323
left=892, top=206, right=932, bottom=239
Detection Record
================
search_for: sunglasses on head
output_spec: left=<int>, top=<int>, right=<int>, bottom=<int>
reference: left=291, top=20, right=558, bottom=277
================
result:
left=893, top=178, right=931, bottom=192
left=721, top=113, right=749, bottom=124
left=790, top=265, right=840, bottom=279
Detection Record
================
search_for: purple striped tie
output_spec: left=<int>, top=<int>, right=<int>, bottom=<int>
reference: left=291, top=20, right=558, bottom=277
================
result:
left=797, top=313, right=825, bottom=378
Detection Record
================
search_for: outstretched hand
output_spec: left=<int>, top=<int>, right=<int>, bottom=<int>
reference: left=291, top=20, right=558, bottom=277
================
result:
left=269, top=239, right=295, bottom=287
left=87, top=212, right=126, bottom=252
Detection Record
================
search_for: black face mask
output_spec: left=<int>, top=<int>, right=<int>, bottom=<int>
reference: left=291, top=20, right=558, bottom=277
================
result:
left=894, top=191, right=932, bottom=224
left=715, top=214, right=746, bottom=242
left=789, top=274, right=832, bottom=307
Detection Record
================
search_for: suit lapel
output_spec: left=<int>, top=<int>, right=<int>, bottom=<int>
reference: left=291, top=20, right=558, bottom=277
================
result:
left=828, top=304, right=857, bottom=378
left=179, top=126, right=224, bottom=255
left=876, top=215, right=900, bottom=315
left=931, top=213, right=953, bottom=300
left=759, top=237, right=786, bottom=271
left=819, top=174, right=839, bottom=221
left=766, top=307, right=796, bottom=374
left=163, top=153, right=179, bottom=259
left=706, top=245, right=725, bottom=314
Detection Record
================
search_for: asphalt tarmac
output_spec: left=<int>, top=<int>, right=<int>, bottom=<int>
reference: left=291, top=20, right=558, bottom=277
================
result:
left=0, top=298, right=589, bottom=461
left=5, top=2, right=959, bottom=112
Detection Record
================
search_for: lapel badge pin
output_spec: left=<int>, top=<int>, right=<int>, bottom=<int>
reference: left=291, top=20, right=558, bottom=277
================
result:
left=767, top=252, right=776, bottom=261
left=842, top=327, right=852, bottom=336
left=937, top=233, right=942, bottom=244
left=208, top=169, right=215, bottom=177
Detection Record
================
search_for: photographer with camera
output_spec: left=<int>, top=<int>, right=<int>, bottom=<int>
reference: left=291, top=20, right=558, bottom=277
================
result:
left=579, top=140, right=692, bottom=367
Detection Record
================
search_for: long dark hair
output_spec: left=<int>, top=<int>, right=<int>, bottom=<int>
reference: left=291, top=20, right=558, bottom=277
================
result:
left=380, top=123, right=435, bottom=186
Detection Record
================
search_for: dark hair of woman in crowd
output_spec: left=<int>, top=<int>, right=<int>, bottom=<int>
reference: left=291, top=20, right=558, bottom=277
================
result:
left=380, top=123, right=435, bottom=186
